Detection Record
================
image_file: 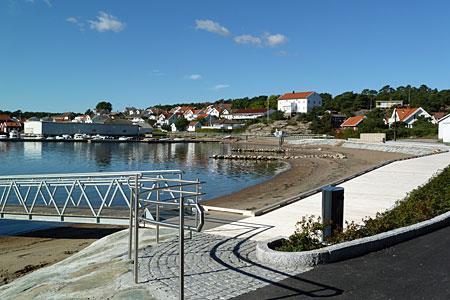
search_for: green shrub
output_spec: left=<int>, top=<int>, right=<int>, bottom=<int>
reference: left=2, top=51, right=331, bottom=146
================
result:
left=276, top=165, right=450, bottom=251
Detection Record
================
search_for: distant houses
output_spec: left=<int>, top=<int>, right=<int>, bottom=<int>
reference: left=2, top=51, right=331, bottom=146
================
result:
left=277, top=91, right=322, bottom=114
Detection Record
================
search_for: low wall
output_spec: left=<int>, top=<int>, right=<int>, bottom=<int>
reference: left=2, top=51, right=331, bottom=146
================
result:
left=256, top=210, right=450, bottom=270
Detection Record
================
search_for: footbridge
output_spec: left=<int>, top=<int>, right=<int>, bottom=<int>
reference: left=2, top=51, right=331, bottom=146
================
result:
left=0, top=170, right=204, bottom=227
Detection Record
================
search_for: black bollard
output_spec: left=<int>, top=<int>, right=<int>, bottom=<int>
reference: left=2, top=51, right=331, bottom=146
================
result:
left=322, top=185, right=344, bottom=239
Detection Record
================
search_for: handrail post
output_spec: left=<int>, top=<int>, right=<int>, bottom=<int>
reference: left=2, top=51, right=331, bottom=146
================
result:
left=156, top=181, right=160, bottom=243
left=179, top=173, right=184, bottom=300
left=133, top=174, right=139, bottom=284
left=128, top=188, right=133, bottom=260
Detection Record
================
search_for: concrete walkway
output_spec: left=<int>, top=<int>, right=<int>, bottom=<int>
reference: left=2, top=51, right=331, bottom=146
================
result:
left=205, top=151, right=450, bottom=241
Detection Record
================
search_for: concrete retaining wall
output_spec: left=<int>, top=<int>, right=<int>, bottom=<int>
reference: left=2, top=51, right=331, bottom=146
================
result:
left=256, top=210, right=450, bottom=271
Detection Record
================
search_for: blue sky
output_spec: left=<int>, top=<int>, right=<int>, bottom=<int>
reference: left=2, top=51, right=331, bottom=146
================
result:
left=1, top=0, right=450, bottom=112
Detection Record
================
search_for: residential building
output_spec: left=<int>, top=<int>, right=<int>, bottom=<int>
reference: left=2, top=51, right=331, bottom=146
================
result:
left=438, top=114, right=450, bottom=143
left=72, top=115, right=93, bottom=123
left=277, top=91, right=322, bottom=114
left=376, top=100, right=403, bottom=109
left=432, top=112, right=447, bottom=123
left=0, top=114, right=21, bottom=133
left=225, top=108, right=273, bottom=120
left=201, top=119, right=245, bottom=131
left=52, top=113, right=74, bottom=122
left=187, top=121, right=201, bottom=132
left=387, top=107, right=435, bottom=128
left=341, top=115, right=366, bottom=130
left=330, top=114, right=347, bottom=128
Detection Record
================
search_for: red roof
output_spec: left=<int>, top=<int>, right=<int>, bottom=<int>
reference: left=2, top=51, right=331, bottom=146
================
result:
left=432, top=112, right=446, bottom=121
left=278, top=91, right=314, bottom=100
left=395, top=108, right=419, bottom=122
left=233, top=108, right=267, bottom=114
left=341, top=115, right=365, bottom=127
left=0, top=114, right=11, bottom=121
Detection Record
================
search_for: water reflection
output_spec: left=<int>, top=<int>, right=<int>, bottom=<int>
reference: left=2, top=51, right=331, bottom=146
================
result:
left=0, top=142, right=283, bottom=200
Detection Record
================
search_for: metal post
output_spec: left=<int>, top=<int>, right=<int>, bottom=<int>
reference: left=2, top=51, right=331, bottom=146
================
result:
left=322, top=185, right=344, bottom=240
left=128, top=188, right=133, bottom=260
left=179, top=174, right=184, bottom=300
left=133, top=174, right=139, bottom=284
left=156, top=181, right=160, bottom=243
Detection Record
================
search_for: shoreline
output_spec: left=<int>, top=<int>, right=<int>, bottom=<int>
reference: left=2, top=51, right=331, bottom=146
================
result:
left=203, top=144, right=409, bottom=211
left=0, top=140, right=409, bottom=286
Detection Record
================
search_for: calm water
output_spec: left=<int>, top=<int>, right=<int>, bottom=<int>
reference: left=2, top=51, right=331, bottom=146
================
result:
left=0, top=141, right=284, bottom=235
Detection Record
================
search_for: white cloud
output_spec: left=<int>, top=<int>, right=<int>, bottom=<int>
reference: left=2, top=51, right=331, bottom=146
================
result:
left=88, top=11, right=125, bottom=33
left=25, top=0, right=51, bottom=7
left=188, top=74, right=202, bottom=80
left=264, top=33, right=288, bottom=47
left=234, top=34, right=262, bottom=46
left=66, top=16, right=85, bottom=31
left=195, top=19, right=230, bottom=36
left=212, top=84, right=230, bottom=90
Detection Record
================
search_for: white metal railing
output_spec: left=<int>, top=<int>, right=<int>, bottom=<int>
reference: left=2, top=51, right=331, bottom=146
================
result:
left=0, top=170, right=190, bottom=224
left=127, top=173, right=204, bottom=300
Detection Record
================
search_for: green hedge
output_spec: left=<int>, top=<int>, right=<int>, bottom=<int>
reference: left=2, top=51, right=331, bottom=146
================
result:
left=277, top=164, right=450, bottom=252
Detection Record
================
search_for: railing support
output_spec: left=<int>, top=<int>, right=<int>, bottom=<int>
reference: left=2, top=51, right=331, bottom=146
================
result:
left=128, top=188, right=133, bottom=260
left=133, top=174, right=139, bottom=284
left=179, top=184, right=185, bottom=300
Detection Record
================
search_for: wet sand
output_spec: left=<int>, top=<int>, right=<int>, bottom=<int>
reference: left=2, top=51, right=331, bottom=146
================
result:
left=0, top=224, right=124, bottom=285
left=204, top=143, right=409, bottom=210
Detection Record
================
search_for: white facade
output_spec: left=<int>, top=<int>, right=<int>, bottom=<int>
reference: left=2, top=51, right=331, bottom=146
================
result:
left=438, top=114, right=450, bottom=143
left=277, top=92, right=322, bottom=114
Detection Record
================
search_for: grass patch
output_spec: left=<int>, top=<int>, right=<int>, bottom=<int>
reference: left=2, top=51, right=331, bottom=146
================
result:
left=276, top=165, right=450, bottom=252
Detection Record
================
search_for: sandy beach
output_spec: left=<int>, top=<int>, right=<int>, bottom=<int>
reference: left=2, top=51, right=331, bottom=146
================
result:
left=204, top=142, right=408, bottom=210
left=0, top=224, right=125, bottom=285
left=0, top=140, right=408, bottom=285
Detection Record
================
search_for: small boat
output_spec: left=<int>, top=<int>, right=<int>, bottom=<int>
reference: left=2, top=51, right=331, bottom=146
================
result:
left=9, top=131, right=20, bottom=139
left=0, top=134, right=7, bottom=140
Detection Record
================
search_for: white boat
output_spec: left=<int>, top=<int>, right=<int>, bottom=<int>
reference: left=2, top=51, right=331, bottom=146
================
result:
left=118, top=136, right=132, bottom=141
left=55, top=136, right=65, bottom=140
left=9, top=131, right=20, bottom=139
left=62, top=134, right=72, bottom=140
left=74, top=134, right=85, bottom=140
left=0, top=134, right=7, bottom=140
left=46, top=136, right=55, bottom=140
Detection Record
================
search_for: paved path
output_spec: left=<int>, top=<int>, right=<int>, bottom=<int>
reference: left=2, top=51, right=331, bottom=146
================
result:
left=205, top=151, right=450, bottom=241
left=234, top=225, right=450, bottom=300
left=138, top=232, right=304, bottom=300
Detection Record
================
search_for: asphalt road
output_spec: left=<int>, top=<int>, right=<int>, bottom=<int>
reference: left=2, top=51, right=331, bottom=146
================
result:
left=234, top=225, right=450, bottom=300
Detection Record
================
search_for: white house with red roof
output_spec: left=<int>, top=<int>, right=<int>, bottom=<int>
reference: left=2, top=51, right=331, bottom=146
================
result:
left=340, top=115, right=366, bottom=131
left=277, top=91, right=322, bottom=114
left=387, top=107, right=435, bottom=128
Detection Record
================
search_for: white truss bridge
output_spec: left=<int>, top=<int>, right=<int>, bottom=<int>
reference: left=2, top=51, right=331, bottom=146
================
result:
left=0, top=170, right=204, bottom=226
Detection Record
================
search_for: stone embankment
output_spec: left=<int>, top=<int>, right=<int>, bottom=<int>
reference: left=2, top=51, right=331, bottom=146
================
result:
left=211, top=153, right=346, bottom=161
left=231, top=148, right=288, bottom=153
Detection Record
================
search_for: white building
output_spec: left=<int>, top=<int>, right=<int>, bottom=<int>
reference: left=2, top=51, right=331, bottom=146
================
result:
left=438, top=114, right=450, bottom=143
left=376, top=100, right=403, bottom=109
left=277, top=91, right=322, bottom=114
left=187, top=121, right=201, bottom=132
left=387, top=107, right=435, bottom=128
left=23, top=120, right=151, bottom=137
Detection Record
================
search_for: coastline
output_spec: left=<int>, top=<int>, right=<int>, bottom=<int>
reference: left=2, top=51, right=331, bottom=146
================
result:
left=0, top=140, right=409, bottom=286
left=203, top=145, right=409, bottom=211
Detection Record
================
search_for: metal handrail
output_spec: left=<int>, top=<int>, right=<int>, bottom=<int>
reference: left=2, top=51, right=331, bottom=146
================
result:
left=128, top=173, right=204, bottom=300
